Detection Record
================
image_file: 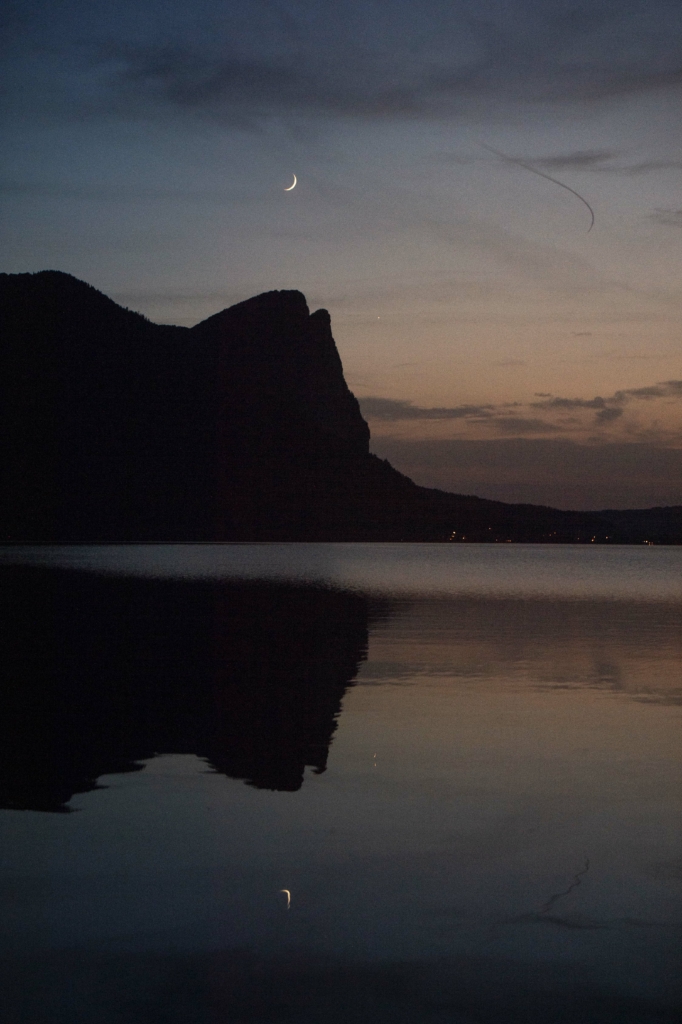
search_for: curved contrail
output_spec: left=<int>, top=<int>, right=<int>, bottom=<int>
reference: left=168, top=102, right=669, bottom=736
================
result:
left=480, top=143, right=595, bottom=232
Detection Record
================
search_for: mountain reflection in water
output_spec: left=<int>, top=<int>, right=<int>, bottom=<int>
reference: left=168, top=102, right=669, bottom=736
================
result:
left=0, top=548, right=680, bottom=1024
left=0, top=566, right=371, bottom=811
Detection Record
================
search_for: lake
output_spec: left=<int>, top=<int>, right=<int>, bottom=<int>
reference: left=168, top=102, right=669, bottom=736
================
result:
left=0, top=544, right=680, bottom=1023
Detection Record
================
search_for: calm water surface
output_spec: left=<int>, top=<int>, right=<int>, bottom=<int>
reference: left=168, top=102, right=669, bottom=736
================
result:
left=0, top=545, right=680, bottom=1023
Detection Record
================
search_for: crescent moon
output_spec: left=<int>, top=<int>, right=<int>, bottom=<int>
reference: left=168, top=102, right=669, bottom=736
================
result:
left=284, top=174, right=297, bottom=191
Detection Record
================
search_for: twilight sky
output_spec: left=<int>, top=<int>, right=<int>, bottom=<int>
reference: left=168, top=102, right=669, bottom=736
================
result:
left=2, top=0, right=681, bottom=508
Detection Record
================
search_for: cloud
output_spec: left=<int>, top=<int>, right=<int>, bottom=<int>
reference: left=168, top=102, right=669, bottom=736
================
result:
left=595, top=406, right=624, bottom=424
left=533, top=380, right=682, bottom=416
left=649, top=209, right=682, bottom=226
left=430, top=150, right=682, bottom=177
left=490, top=417, right=561, bottom=434
left=358, top=397, right=495, bottom=421
left=98, top=43, right=682, bottom=121
left=616, top=380, right=682, bottom=400
left=602, top=160, right=682, bottom=175
left=360, top=398, right=568, bottom=436
left=536, top=150, right=616, bottom=170
left=85, top=41, right=486, bottom=121
left=363, top=379, right=682, bottom=441
left=0, top=179, right=254, bottom=203
left=7, top=0, right=682, bottom=124
left=535, top=152, right=682, bottom=176
left=566, top=66, right=682, bottom=102
left=532, top=396, right=607, bottom=410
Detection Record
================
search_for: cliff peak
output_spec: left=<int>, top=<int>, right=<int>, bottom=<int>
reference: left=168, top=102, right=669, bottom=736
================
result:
left=194, top=288, right=310, bottom=335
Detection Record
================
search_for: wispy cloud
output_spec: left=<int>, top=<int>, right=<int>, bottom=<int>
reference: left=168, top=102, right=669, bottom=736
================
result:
left=361, top=397, right=570, bottom=437
left=536, top=150, right=616, bottom=170
left=649, top=209, right=682, bottom=226
left=595, top=407, right=624, bottom=424
left=358, top=397, right=495, bottom=421
left=532, top=395, right=608, bottom=410
left=532, top=380, right=682, bottom=425
left=535, top=152, right=682, bottom=176
left=434, top=149, right=682, bottom=178
left=490, top=417, right=561, bottom=434
left=97, top=43, right=682, bottom=121
left=7, top=0, right=682, bottom=124
left=617, top=381, right=682, bottom=400
left=363, top=380, right=682, bottom=436
left=0, top=179, right=253, bottom=203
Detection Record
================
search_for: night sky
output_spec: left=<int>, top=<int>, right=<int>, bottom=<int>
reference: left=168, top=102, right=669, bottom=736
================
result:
left=2, top=0, right=681, bottom=509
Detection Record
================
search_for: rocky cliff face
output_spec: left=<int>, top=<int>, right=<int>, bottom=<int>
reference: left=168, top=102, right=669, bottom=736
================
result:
left=0, top=272, right=373, bottom=540
left=194, top=289, right=369, bottom=458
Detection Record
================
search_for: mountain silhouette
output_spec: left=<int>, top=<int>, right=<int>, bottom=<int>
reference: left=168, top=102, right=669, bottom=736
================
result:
left=1, top=270, right=679, bottom=543
left=0, top=564, right=371, bottom=811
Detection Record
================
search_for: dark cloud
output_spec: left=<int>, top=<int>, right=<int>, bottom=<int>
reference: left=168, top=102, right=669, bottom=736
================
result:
left=536, top=153, right=682, bottom=175
left=0, top=179, right=253, bottom=203
left=532, top=395, right=606, bottom=410
left=649, top=209, right=682, bottom=226
left=600, top=160, right=682, bottom=175
left=595, top=406, right=624, bottom=424
left=615, top=380, right=682, bottom=401
left=533, top=380, right=682, bottom=415
left=106, top=46, right=337, bottom=113
left=5, top=0, right=682, bottom=123
left=430, top=148, right=681, bottom=178
left=490, top=417, right=561, bottom=434
left=368, top=437, right=682, bottom=510
left=363, top=380, right=682, bottom=436
left=359, top=397, right=495, bottom=421
left=566, top=65, right=682, bottom=102
left=536, top=150, right=615, bottom=170
left=99, top=45, right=682, bottom=121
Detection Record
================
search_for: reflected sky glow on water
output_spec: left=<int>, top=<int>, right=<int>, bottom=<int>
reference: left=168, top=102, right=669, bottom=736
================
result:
left=0, top=545, right=680, bottom=1023
left=3, top=542, right=682, bottom=601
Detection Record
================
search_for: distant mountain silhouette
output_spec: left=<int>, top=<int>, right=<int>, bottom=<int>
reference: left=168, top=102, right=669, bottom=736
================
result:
left=1, top=271, right=680, bottom=543
left=0, top=565, right=370, bottom=810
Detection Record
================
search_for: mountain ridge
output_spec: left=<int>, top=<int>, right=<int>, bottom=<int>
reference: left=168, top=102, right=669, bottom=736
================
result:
left=0, top=271, right=680, bottom=544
